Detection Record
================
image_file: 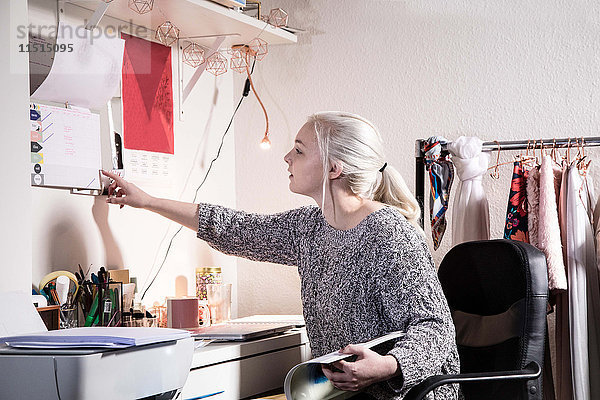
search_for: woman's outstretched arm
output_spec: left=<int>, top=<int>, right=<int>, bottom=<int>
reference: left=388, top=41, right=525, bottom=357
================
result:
left=102, top=170, right=307, bottom=266
left=102, top=170, right=199, bottom=231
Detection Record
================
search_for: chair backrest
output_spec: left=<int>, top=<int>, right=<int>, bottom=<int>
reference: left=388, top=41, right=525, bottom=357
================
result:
left=438, top=239, right=548, bottom=400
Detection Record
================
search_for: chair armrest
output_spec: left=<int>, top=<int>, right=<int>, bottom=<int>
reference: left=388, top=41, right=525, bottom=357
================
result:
left=403, top=361, right=541, bottom=400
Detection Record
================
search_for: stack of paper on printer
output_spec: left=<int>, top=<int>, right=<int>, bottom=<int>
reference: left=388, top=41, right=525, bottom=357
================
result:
left=0, top=327, right=190, bottom=349
left=284, top=331, right=405, bottom=400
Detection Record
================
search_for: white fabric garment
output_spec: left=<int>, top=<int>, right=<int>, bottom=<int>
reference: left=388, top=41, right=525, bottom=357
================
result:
left=565, top=166, right=600, bottom=400
left=538, top=155, right=567, bottom=291
left=448, top=136, right=490, bottom=245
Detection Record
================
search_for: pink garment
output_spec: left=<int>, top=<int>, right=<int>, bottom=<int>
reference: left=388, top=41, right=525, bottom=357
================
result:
left=527, top=167, right=540, bottom=248
left=538, top=155, right=567, bottom=292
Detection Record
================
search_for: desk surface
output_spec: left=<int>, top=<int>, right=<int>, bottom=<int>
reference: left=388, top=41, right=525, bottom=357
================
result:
left=191, top=328, right=309, bottom=369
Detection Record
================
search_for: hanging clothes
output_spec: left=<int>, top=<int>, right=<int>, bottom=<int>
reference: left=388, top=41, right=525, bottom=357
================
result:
left=564, top=165, right=600, bottom=400
left=538, top=155, right=567, bottom=292
left=555, top=163, right=573, bottom=400
left=503, top=160, right=529, bottom=242
left=423, top=136, right=454, bottom=250
left=448, top=136, right=490, bottom=245
left=527, top=166, right=541, bottom=248
left=584, top=177, right=600, bottom=400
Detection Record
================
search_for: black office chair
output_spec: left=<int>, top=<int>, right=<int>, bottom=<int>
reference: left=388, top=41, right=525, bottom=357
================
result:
left=404, top=239, right=548, bottom=400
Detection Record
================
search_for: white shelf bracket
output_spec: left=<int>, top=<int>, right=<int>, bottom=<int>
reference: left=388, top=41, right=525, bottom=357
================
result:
left=84, top=1, right=110, bottom=31
left=180, top=36, right=226, bottom=108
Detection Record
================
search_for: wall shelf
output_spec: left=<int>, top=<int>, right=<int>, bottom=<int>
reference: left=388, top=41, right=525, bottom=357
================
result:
left=66, top=0, right=297, bottom=48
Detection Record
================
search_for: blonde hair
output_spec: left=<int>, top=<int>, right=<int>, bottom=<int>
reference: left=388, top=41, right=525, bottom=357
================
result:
left=308, top=111, right=422, bottom=231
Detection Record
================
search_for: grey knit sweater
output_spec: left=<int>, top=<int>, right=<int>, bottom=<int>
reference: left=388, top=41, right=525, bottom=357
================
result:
left=197, top=203, right=460, bottom=400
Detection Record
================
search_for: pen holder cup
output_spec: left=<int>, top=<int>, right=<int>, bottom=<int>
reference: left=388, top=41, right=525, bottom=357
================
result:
left=59, top=304, right=78, bottom=329
left=80, top=281, right=123, bottom=327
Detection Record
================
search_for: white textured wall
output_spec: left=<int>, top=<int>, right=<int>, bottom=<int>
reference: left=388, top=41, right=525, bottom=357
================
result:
left=234, top=0, right=600, bottom=316
left=26, top=3, right=239, bottom=313
left=0, top=0, right=32, bottom=293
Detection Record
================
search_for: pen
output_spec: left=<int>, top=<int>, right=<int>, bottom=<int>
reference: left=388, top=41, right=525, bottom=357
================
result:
left=85, top=293, right=99, bottom=327
left=101, top=291, right=112, bottom=326
left=183, top=391, right=224, bottom=400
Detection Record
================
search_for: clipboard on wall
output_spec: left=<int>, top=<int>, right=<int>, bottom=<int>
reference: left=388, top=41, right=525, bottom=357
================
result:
left=27, top=20, right=125, bottom=192
left=30, top=103, right=102, bottom=190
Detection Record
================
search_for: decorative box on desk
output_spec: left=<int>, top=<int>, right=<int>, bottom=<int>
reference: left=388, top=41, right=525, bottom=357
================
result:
left=36, top=305, right=60, bottom=330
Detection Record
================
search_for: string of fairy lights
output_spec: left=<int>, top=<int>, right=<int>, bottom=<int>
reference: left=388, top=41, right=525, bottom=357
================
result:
left=102, top=0, right=289, bottom=147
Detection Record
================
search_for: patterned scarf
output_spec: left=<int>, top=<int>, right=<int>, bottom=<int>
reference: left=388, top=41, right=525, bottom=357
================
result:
left=504, top=161, right=529, bottom=242
left=424, top=137, right=454, bottom=249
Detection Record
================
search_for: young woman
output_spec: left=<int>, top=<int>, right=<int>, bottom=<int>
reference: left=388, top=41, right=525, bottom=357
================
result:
left=103, top=112, right=459, bottom=399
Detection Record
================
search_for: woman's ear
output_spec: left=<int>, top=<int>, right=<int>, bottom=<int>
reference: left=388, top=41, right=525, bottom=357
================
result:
left=329, top=162, right=343, bottom=180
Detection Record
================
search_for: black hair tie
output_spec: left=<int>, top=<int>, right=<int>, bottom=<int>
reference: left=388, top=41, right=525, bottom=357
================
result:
left=379, top=162, right=388, bottom=173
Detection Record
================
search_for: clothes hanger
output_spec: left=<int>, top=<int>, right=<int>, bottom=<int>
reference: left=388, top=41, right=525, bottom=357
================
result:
left=488, top=141, right=502, bottom=179
left=562, top=137, right=572, bottom=166
left=576, top=137, right=591, bottom=175
left=516, top=139, right=535, bottom=168
left=550, top=138, right=561, bottom=166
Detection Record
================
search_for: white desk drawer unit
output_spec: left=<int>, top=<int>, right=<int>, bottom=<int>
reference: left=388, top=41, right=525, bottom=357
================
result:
left=182, top=328, right=310, bottom=400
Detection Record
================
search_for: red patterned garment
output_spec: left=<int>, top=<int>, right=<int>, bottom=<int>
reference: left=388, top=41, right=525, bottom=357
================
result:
left=504, top=161, right=530, bottom=242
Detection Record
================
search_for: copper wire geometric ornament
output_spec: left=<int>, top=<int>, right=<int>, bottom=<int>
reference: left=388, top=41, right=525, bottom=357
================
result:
left=155, top=21, right=180, bottom=47
left=182, top=43, right=205, bottom=67
left=248, top=38, right=268, bottom=61
left=230, top=48, right=250, bottom=73
left=267, top=8, right=288, bottom=28
left=128, top=0, right=154, bottom=14
left=205, top=51, right=228, bottom=76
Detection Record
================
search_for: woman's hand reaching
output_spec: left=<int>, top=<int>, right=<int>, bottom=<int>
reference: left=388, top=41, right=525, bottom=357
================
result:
left=321, top=345, right=400, bottom=392
left=102, top=170, right=153, bottom=209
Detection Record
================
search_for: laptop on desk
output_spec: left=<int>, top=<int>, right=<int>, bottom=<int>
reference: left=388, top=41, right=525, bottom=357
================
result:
left=188, top=322, right=294, bottom=341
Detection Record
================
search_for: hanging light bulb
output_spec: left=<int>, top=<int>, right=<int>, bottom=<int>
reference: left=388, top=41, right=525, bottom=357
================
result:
left=128, top=0, right=154, bottom=14
left=260, top=135, right=271, bottom=150
left=267, top=8, right=288, bottom=28
left=182, top=43, right=205, bottom=67
left=155, top=21, right=180, bottom=47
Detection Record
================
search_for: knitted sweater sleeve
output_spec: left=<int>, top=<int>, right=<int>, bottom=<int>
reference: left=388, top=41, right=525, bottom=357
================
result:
left=196, top=203, right=309, bottom=266
left=375, top=231, right=457, bottom=394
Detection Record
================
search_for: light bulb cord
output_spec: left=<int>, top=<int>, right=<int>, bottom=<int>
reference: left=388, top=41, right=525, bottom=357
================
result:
left=245, top=63, right=269, bottom=138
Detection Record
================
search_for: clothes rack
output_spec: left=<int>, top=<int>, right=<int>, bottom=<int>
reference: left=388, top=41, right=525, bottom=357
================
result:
left=414, top=136, right=600, bottom=228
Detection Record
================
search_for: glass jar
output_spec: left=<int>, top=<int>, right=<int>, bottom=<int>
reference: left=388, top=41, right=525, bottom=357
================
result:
left=198, top=300, right=211, bottom=327
left=196, top=267, right=222, bottom=300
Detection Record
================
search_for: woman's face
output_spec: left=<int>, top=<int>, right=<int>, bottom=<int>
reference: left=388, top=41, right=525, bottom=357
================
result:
left=284, top=122, right=324, bottom=198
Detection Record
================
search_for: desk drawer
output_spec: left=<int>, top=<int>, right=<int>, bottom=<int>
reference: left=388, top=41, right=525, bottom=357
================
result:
left=182, top=345, right=305, bottom=400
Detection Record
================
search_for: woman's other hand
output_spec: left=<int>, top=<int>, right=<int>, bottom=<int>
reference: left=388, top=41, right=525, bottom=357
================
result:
left=102, top=170, right=152, bottom=209
left=321, top=345, right=400, bottom=391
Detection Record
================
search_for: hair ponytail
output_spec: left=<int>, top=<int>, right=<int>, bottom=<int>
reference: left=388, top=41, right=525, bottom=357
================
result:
left=373, top=165, right=423, bottom=232
left=309, top=111, right=423, bottom=233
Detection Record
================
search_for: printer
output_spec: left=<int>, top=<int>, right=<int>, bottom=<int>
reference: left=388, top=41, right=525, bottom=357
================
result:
left=0, top=335, right=194, bottom=400
left=0, top=292, right=194, bottom=400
